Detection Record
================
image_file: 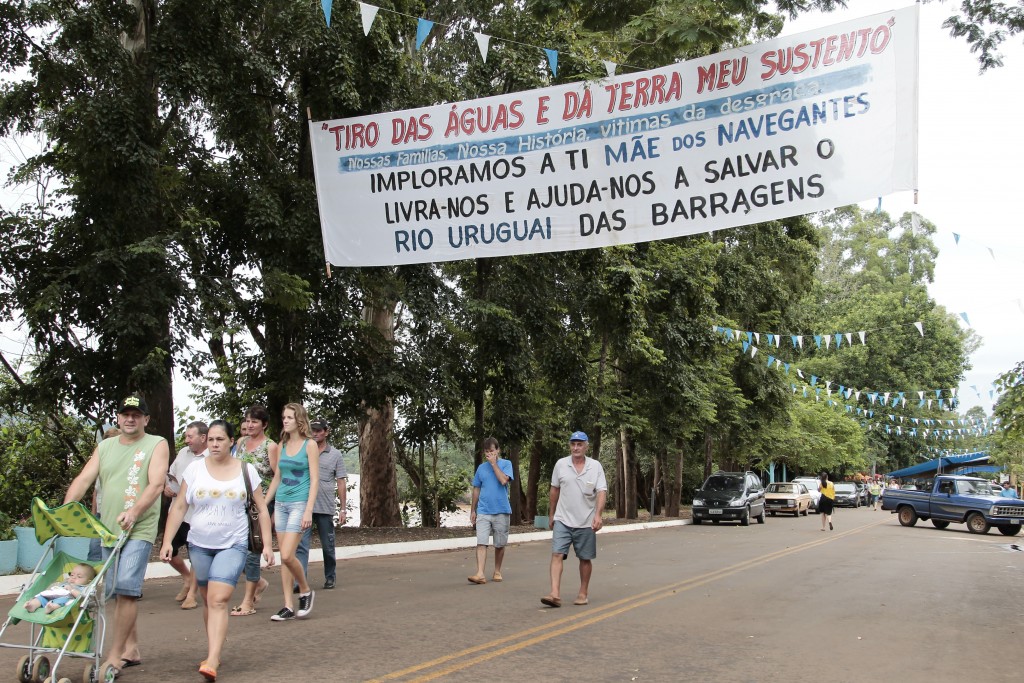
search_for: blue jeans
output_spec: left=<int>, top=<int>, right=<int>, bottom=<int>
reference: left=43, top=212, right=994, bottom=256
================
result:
left=311, top=513, right=336, bottom=583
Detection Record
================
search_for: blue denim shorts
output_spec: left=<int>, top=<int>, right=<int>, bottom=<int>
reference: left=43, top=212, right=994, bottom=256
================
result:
left=551, top=521, right=597, bottom=560
left=274, top=500, right=307, bottom=533
left=475, top=514, right=510, bottom=548
left=188, top=542, right=248, bottom=587
left=101, top=539, right=152, bottom=598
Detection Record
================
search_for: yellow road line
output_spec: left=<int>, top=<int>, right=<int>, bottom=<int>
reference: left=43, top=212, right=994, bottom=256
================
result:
left=369, top=520, right=885, bottom=682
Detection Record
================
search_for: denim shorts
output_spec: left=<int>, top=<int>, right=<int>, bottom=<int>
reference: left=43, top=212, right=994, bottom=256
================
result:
left=188, top=542, right=248, bottom=587
left=274, top=500, right=307, bottom=533
left=551, top=521, right=597, bottom=560
left=101, top=539, right=152, bottom=599
left=475, top=514, right=510, bottom=548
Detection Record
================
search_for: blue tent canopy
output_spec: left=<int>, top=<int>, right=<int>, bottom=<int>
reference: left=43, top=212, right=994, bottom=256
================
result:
left=886, top=452, right=992, bottom=479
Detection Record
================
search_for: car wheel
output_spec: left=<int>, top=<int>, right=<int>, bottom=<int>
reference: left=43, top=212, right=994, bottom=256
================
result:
left=692, top=518, right=702, bottom=525
left=756, top=508, right=766, bottom=524
left=966, top=512, right=990, bottom=535
left=931, top=520, right=950, bottom=529
left=769, top=511, right=776, bottom=516
left=897, top=506, right=918, bottom=527
left=998, top=525, right=1022, bottom=536
left=740, top=507, right=750, bottom=526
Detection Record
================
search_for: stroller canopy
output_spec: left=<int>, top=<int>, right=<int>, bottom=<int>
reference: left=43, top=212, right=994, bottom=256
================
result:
left=30, top=498, right=119, bottom=547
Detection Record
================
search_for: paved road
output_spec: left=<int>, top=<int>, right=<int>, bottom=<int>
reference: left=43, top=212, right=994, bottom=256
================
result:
left=2, top=508, right=1022, bottom=682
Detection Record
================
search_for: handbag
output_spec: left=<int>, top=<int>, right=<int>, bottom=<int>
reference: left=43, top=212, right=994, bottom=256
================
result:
left=241, top=465, right=264, bottom=554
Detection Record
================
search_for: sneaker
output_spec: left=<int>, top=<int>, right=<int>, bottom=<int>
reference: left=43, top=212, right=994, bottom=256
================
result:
left=324, top=579, right=335, bottom=590
left=296, top=591, right=315, bottom=618
left=270, top=607, right=295, bottom=622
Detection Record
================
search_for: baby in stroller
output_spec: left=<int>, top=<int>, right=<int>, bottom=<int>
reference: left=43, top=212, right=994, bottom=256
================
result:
left=23, top=563, right=97, bottom=614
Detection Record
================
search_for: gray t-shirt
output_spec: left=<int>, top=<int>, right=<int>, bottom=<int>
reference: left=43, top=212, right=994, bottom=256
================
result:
left=550, top=455, right=608, bottom=528
left=313, top=444, right=348, bottom=515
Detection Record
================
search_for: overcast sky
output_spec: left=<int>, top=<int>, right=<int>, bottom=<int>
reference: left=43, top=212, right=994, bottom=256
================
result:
left=785, top=2, right=1024, bottom=416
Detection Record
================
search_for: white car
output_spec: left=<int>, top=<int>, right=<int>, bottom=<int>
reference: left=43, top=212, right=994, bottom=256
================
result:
left=792, top=478, right=822, bottom=510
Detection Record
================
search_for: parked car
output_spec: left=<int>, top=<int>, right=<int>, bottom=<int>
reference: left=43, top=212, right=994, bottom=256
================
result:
left=833, top=482, right=862, bottom=508
left=792, top=477, right=822, bottom=511
left=990, top=483, right=1003, bottom=496
left=764, top=482, right=812, bottom=516
left=691, top=472, right=767, bottom=526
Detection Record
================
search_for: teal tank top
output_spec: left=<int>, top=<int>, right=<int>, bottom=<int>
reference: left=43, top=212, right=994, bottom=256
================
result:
left=277, top=438, right=312, bottom=503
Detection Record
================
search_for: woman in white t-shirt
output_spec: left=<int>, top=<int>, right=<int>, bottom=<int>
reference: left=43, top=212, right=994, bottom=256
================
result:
left=161, top=420, right=274, bottom=682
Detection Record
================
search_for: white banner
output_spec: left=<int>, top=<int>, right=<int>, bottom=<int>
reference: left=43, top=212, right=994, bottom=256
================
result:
left=310, top=6, right=918, bottom=267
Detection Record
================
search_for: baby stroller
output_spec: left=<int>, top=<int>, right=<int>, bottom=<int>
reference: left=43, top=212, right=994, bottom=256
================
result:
left=0, top=498, right=128, bottom=683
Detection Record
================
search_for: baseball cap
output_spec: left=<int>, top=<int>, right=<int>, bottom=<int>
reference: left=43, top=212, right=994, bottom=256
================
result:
left=117, top=395, right=149, bottom=415
left=311, top=419, right=329, bottom=431
left=569, top=431, right=588, bottom=442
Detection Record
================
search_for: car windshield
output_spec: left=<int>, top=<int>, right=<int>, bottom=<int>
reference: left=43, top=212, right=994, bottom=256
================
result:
left=794, top=479, right=819, bottom=490
left=767, top=483, right=796, bottom=493
left=956, top=480, right=994, bottom=495
left=704, top=475, right=742, bottom=492
left=834, top=483, right=857, bottom=493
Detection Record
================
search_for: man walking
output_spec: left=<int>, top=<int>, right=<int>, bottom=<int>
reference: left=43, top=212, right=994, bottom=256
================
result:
left=164, top=421, right=208, bottom=609
left=65, top=395, right=169, bottom=676
left=542, top=431, right=607, bottom=608
left=468, top=437, right=513, bottom=585
left=309, top=419, right=347, bottom=589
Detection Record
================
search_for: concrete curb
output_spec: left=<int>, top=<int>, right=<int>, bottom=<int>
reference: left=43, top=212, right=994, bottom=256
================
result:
left=0, top=519, right=687, bottom=596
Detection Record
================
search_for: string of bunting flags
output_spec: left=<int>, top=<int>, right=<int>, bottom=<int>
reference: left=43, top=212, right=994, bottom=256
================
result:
left=725, top=335, right=1007, bottom=410
left=712, top=320, right=925, bottom=352
left=718, top=325, right=1006, bottom=403
left=323, top=0, right=626, bottom=79
left=782, top=377, right=1002, bottom=441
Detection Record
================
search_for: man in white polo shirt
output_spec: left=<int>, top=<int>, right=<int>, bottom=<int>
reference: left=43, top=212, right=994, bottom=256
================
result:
left=164, top=421, right=208, bottom=610
left=541, top=431, right=607, bottom=608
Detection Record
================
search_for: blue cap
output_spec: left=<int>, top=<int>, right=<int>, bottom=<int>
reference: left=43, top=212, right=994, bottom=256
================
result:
left=569, top=431, right=589, bottom=442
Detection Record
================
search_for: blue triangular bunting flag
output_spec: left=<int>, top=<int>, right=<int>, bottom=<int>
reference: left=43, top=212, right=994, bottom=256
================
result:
left=416, top=18, right=434, bottom=50
left=544, top=48, right=558, bottom=77
left=321, top=0, right=333, bottom=26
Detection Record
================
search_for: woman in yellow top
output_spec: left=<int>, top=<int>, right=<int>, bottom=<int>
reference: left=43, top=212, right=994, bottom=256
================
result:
left=818, top=472, right=835, bottom=531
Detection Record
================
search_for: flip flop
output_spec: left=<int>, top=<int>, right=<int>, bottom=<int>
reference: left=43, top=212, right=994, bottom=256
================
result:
left=573, top=597, right=589, bottom=606
left=120, top=659, right=142, bottom=668
left=467, top=576, right=487, bottom=585
left=540, top=596, right=561, bottom=608
left=230, top=606, right=256, bottom=616
left=199, top=660, right=217, bottom=681
left=491, top=573, right=503, bottom=582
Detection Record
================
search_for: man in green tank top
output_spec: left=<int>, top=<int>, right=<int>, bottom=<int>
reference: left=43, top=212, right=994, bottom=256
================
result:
left=65, top=395, right=169, bottom=676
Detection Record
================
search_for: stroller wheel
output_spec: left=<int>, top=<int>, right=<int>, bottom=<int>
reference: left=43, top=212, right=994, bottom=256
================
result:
left=43, top=676, right=72, bottom=683
left=82, top=664, right=96, bottom=683
left=98, top=663, right=119, bottom=683
left=31, top=656, right=51, bottom=683
left=16, top=655, right=31, bottom=683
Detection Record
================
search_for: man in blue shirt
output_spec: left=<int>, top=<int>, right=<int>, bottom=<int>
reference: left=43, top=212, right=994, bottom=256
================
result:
left=1000, top=482, right=1019, bottom=498
left=467, top=437, right=514, bottom=585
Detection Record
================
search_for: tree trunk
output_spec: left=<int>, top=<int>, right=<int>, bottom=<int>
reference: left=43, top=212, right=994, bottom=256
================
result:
left=509, top=443, right=523, bottom=525
left=357, top=301, right=401, bottom=527
left=704, top=430, right=714, bottom=481
left=623, top=428, right=637, bottom=519
left=666, top=439, right=684, bottom=517
left=526, top=433, right=542, bottom=518
left=615, top=431, right=625, bottom=518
